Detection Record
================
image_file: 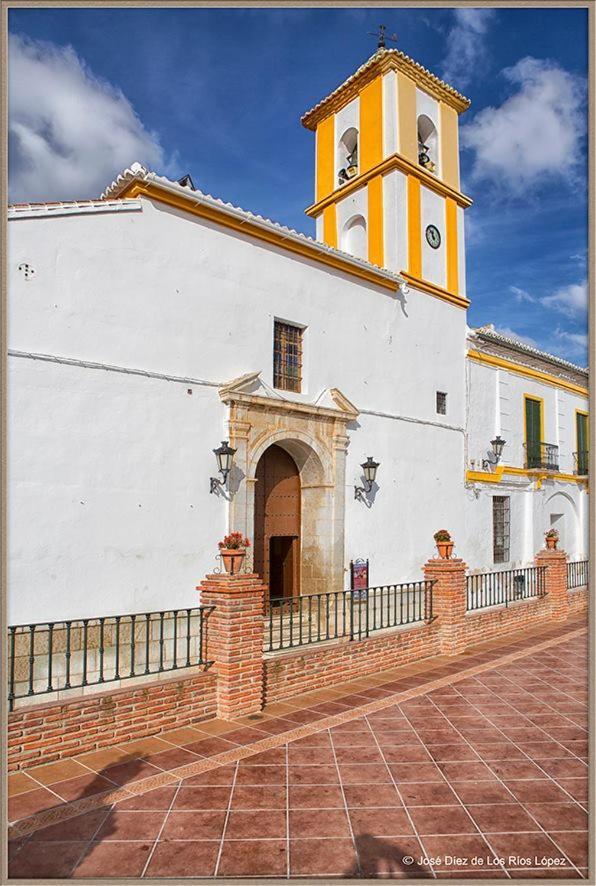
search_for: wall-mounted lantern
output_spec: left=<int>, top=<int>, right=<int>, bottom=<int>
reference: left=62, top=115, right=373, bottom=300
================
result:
left=210, top=440, right=236, bottom=494
left=482, top=435, right=506, bottom=471
left=354, top=456, right=380, bottom=501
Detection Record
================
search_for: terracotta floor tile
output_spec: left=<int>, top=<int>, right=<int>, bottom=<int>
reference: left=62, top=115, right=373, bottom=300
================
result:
left=355, top=834, right=429, bottom=878
left=99, top=759, right=162, bottom=787
left=235, top=764, right=286, bottom=785
left=222, top=725, right=271, bottom=744
left=338, top=763, right=393, bottom=785
left=256, top=717, right=300, bottom=734
left=143, top=746, right=202, bottom=770
left=75, top=746, right=132, bottom=770
left=557, top=777, right=588, bottom=802
left=288, top=764, right=339, bottom=784
left=174, top=785, right=232, bottom=809
left=72, top=841, right=152, bottom=877
left=538, top=758, right=588, bottom=779
left=225, top=808, right=287, bottom=839
left=289, top=784, right=345, bottom=808
left=389, top=762, right=444, bottom=783
left=180, top=765, right=236, bottom=786
left=239, top=746, right=287, bottom=764
left=290, top=731, right=332, bottom=748
left=218, top=838, right=287, bottom=877
left=349, top=806, right=414, bottom=837
left=289, top=807, right=351, bottom=838
left=94, top=809, right=166, bottom=840
left=117, top=785, right=178, bottom=809
left=118, top=736, right=172, bottom=755
left=27, top=758, right=91, bottom=786
left=450, top=780, right=514, bottom=805
left=503, top=778, right=571, bottom=804
left=183, top=736, right=239, bottom=757
left=160, top=809, right=226, bottom=840
left=343, top=783, right=403, bottom=808
left=524, top=801, right=588, bottom=832
left=426, top=743, right=481, bottom=762
left=146, top=840, right=220, bottom=877
left=8, top=786, right=62, bottom=822
left=334, top=745, right=384, bottom=764
left=231, top=784, right=287, bottom=809
left=50, top=771, right=118, bottom=802
left=29, top=808, right=110, bottom=842
left=7, top=771, right=38, bottom=797
left=290, top=837, right=357, bottom=876
left=157, top=726, right=207, bottom=745
left=191, top=718, right=237, bottom=735
left=548, top=830, right=588, bottom=867
left=409, top=804, right=478, bottom=835
left=8, top=840, right=87, bottom=878
left=398, top=781, right=459, bottom=807
left=288, top=746, right=335, bottom=764
left=330, top=731, right=378, bottom=747
left=467, top=802, right=541, bottom=833
left=487, top=830, right=572, bottom=866
left=381, top=745, right=432, bottom=763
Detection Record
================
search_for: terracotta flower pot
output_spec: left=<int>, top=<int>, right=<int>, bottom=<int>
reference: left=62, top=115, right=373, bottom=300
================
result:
left=436, top=541, right=454, bottom=559
left=545, top=536, right=558, bottom=550
left=220, top=548, right=246, bottom=574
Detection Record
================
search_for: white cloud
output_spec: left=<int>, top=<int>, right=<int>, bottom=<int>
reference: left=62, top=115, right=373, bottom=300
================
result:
left=461, top=57, right=586, bottom=195
left=9, top=35, right=167, bottom=202
left=541, top=280, right=588, bottom=317
left=551, top=327, right=588, bottom=362
left=510, top=285, right=537, bottom=304
left=441, top=9, right=496, bottom=91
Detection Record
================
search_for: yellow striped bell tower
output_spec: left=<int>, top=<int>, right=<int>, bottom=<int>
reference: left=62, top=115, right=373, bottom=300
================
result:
left=301, top=47, right=472, bottom=308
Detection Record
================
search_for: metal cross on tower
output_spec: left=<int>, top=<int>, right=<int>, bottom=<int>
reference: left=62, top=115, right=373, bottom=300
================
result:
left=369, top=24, right=398, bottom=49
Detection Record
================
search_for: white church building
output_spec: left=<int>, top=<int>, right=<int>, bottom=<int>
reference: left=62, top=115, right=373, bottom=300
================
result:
left=8, top=46, right=589, bottom=625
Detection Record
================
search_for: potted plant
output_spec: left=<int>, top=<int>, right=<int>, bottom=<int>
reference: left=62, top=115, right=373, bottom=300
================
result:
left=218, top=532, right=250, bottom=574
left=544, top=528, right=559, bottom=550
left=434, top=529, right=454, bottom=559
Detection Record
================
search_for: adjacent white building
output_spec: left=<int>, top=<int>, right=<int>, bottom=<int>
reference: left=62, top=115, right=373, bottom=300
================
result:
left=7, top=46, right=588, bottom=624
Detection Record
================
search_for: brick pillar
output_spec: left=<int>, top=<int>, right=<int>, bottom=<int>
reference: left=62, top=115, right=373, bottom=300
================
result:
left=535, top=549, right=569, bottom=623
left=198, top=572, right=266, bottom=719
left=424, top=557, right=468, bottom=655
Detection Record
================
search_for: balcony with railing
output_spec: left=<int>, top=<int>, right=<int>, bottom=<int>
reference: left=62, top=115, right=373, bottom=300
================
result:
left=573, top=450, right=589, bottom=476
left=524, top=441, right=559, bottom=472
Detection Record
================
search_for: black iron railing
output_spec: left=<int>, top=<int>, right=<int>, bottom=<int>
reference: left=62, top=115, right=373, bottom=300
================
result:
left=8, top=606, right=213, bottom=711
left=466, top=566, right=547, bottom=612
left=573, top=451, right=589, bottom=476
left=524, top=441, right=559, bottom=471
left=264, top=581, right=434, bottom=652
left=567, top=560, right=588, bottom=589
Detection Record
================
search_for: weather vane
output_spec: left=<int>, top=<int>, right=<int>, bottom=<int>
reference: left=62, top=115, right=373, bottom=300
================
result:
left=369, top=24, right=398, bottom=50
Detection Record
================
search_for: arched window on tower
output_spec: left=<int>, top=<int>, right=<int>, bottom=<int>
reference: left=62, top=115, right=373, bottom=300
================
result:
left=337, top=128, right=359, bottom=186
left=417, top=114, right=438, bottom=174
left=341, top=214, right=367, bottom=260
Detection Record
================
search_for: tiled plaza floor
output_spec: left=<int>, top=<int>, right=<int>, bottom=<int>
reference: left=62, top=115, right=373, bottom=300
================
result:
left=8, top=614, right=588, bottom=879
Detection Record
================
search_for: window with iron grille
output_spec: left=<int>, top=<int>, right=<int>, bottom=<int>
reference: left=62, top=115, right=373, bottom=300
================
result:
left=436, top=391, right=447, bottom=415
left=273, top=321, right=303, bottom=392
left=493, top=496, right=510, bottom=564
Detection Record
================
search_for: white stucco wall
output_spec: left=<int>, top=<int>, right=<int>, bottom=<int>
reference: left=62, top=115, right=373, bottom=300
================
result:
left=334, top=97, right=359, bottom=182
left=420, top=185, right=447, bottom=288
left=8, top=198, right=468, bottom=622
left=382, top=169, right=408, bottom=275
left=382, top=70, right=398, bottom=157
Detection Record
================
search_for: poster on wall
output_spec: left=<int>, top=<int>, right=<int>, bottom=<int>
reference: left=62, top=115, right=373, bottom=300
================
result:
left=350, top=558, right=369, bottom=601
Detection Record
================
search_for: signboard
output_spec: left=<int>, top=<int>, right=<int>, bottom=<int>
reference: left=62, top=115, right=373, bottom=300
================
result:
left=350, top=558, right=369, bottom=601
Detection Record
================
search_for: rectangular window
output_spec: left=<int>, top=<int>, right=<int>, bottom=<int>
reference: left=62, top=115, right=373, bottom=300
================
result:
left=273, top=321, right=303, bottom=392
left=436, top=391, right=447, bottom=415
left=576, top=411, right=588, bottom=475
left=524, top=396, right=543, bottom=468
left=493, top=496, right=510, bottom=564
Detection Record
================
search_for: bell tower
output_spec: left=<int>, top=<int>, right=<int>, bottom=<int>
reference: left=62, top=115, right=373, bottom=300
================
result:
left=301, top=45, right=472, bottom=308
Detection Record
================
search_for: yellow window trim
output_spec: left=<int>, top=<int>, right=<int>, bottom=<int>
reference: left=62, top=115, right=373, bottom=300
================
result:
left=575, top=409, right=589, bottom=449
left=305, top=152, right=473, bottom=218
left=121, top=181, right=398, bottom=292
left=466, top=467, right=588, bottom=487
left=467, top=349, right=588, bottom=396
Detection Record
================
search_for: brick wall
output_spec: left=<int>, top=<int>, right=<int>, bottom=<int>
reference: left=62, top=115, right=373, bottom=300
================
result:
left=463, top=596, right=547, bottom=646
left=568, top=586, right=588, bottom=614
left=264, top=621, right=440, bottom=703
left=8, top=669, right=216, bottom=771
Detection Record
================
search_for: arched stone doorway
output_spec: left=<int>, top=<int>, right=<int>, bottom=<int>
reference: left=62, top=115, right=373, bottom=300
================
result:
left=254, top=444, right=301, bottom=600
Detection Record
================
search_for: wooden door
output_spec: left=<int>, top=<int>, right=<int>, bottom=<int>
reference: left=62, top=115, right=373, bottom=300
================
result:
left=254, top=445, right=300, bottom=599
left=525, top=397, right=542, bottom=468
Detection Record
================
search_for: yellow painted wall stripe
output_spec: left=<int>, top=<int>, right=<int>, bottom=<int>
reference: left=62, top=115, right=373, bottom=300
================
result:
left=467, top=349, right=588, bottom=396
left=407, top=175, right=421, bottom=277
left=397, top=72, right=417, bottom=163
left=322, top=203, right=337, bottom=249
left=439, top=102, right=460, bottom=190
left=315, top=116, right=335, bottom=202
left=367, top=176, right=384, bottom=267
left=445, top=197, right=458, bottom=295
left=359, top=75, right=383, bottom=174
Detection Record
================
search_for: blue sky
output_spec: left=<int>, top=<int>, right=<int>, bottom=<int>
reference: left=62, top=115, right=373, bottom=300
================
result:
left=9, top=6, right=588, bottom=364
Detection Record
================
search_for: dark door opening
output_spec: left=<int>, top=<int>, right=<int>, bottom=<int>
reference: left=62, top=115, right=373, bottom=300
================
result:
left=269, top=536, right=297, bottom=601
